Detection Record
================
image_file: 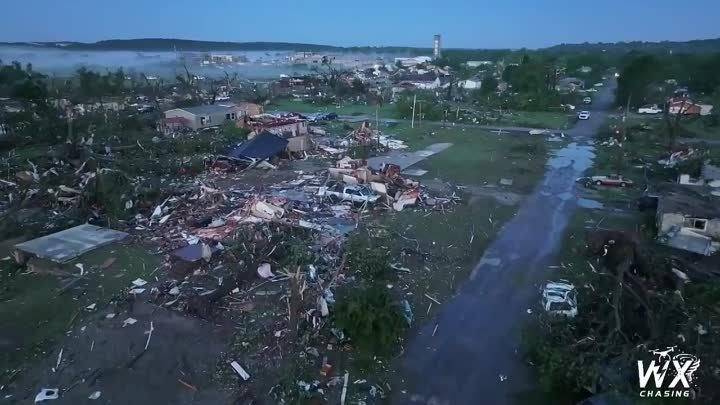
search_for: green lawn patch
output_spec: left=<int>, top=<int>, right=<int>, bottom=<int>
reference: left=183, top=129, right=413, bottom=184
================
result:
left=0, top=242, right=160, bottom=376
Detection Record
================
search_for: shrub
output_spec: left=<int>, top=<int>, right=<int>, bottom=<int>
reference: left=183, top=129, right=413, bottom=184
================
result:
left=334, top=287, right=406, bottom=353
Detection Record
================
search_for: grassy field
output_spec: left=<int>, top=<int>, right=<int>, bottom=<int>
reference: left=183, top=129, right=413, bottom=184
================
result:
left=682, top=116, right=720, bottom=140
left=269, top=98, right=573, bottom=129
left=382, top=123, right=550, bottom=192
left=267, top=98, right=395, bottom=116
left=495, top=111, right=573, bottom=129
left=0, top=241, right=160, bottom=378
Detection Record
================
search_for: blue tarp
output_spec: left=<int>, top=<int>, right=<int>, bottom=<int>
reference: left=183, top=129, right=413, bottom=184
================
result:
left=225, top=131, right=288, bottom=160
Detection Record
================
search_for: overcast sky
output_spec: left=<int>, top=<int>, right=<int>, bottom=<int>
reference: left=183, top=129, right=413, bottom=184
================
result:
left=1, top=0, right=718, bottom=48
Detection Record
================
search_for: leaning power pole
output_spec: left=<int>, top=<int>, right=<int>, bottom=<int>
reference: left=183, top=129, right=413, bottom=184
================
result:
left=411, top=94, right=417, bottom=128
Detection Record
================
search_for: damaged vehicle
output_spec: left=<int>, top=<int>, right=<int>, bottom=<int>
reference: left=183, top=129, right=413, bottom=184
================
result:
left=542, top=280, right=578, bottom=318
left=318, top=184, right=381, bottom=204
left=590, top=175, right=633, bottom=187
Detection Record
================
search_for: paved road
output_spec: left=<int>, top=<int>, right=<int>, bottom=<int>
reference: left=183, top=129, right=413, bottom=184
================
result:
left=338, top=115, right=553, bottom=134
left=392, top=80, right=617, bottom=405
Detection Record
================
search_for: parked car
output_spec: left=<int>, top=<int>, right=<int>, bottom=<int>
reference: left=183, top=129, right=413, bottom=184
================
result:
left=583, top=97, right=592, bottom=104
left=318, top=185, right=380, bottom=204
left=590, top=174, right=633, bottom=187
left=638, top=104, right=662, bottom=114
left=542, top=281, right=578, bottom=318
left=578, top=111, right=591, bottom=120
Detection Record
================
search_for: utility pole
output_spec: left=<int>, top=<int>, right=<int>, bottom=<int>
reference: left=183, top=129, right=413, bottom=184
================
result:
left=419, top=101, right=423, bottom=125
left=375, top=103, right=380, bottom=146
left=411, top=94, right=417, bottom=129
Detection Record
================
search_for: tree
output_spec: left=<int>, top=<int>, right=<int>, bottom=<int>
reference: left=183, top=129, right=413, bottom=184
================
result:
left=480, top=76, right=497, bottom=95
left=616, top=53, right=660, bottom=107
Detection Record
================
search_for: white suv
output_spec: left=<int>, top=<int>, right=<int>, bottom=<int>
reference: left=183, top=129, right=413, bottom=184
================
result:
left=578, top=111, right=590, bottom=120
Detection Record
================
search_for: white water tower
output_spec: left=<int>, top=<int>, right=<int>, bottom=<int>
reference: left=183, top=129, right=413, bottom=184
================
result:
left=433, top=34, right=442, bottom=59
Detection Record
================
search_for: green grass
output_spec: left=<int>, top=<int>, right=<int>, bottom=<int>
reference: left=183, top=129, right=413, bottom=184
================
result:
left=496, top=111, right=573, bottom=129
left=0, top=242, right=160, bottom=375
left=682, top=116, right=720, bottom=140
left=382, top=123, right=549, bottom=193
left=268, top=98, right=394, bottom=116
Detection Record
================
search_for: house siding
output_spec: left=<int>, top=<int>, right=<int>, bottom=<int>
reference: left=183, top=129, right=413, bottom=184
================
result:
left=658, top=212, right=720, bottom=239
left=164, top=106, right=241, bottom=130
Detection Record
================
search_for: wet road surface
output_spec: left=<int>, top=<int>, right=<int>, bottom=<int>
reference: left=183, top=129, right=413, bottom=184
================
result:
left=393, top=80, right=617, bottom=405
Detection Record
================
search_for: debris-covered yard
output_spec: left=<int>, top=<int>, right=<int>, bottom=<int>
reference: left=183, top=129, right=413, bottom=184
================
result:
left=0, top=114, right=558, bottom=405
left=522, top=116, right=720, bottom=404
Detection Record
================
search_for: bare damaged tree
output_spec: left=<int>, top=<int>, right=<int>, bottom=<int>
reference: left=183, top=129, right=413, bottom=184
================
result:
left=141, top=74, right=164, bottom=116
left=176, top=63, right=201, bottom=104
left=663, top=97, right=686, bottom=148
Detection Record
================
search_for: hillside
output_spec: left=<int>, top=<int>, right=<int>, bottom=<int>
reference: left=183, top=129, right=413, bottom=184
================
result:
left=546, top=38, right=720, bottom=54
left=0, top=38, right=428, bottom=54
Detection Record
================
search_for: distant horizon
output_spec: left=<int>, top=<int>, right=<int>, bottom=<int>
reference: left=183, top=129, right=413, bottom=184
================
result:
left=2, top=36, right=720, bottom=52
left=1, top=0, right=719, bottom=49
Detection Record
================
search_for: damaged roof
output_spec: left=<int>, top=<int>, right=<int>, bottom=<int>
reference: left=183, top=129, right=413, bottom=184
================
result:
left=174, top=104, right=236, bottom=115
left=657, top=186, right=720, bottom=218
left=225, top=131, right=288, bottom=160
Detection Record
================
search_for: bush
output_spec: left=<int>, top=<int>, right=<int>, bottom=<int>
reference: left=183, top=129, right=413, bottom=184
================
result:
left=345, top=235, right=393, bottom=281
left=334, top=287, right=406, bottom=353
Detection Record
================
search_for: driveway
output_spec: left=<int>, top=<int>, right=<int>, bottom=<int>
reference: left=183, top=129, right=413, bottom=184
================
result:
left=392, top=80, right=617, bottom=405
left=366, top=143, right=453, bottom=171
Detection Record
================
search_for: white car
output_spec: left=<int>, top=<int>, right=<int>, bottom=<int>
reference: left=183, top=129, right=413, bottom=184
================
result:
left=578, top=111, right=590, bottom=120
left=583, top=97, right=592, bottom=104
left=638, top=105, right=662, bottom=114
left=542, top=281, right=578, bottom=318
left=318, top=185, right=381, bottom=204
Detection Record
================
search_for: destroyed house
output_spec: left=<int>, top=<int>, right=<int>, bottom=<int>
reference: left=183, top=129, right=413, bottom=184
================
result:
left=395, top=72, right=449, bottom=90
left=248, top=116, right=308, bottom=137
left=656, top=191, right=720, bottom=255
left=224, top=131, right=288, bottom=161
left=163, top=104, right=242, bottom=131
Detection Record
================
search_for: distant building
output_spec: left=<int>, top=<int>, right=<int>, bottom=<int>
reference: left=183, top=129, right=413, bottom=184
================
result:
left=433, top=34, right=442, bottom=59
left=556, top=77, right=585, bottom=92
left=394, top=56, right=433, bottom=68
left=396, top=72, right=450, bottom=90
left=458, top=79, right=482, bottom=90
left=237, top=102, right=263, bottom=117
left=466, top=61, right=493, bottom=68
left=668, top=99, right=714, bottom=116
left=163, top=104, right=242, bottom=131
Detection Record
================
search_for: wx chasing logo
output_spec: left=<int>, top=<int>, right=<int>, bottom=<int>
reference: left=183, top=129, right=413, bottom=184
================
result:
left=637, top=346, right=700, bottom=398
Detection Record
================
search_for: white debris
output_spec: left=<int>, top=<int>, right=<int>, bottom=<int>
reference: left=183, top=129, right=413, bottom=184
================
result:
left=319, top=297, right=329, bottom=317
left=129, top=288, right=146, bottom=295
left=85, top=303, right=97, bottom=311
left=75, top=263, right=84, bottom=276
left=499, top=374, right=508, bottom=382
left=105, top=313, right=116, bottom=319
left=122, top=317, right=138, bottom=327
left=168, top=287, right=181, bottom=295
left=144, top=321, right=154, bottom=350
left=257, top=263, right=274, bottom=279
left=88, top=391, right=101, bottom=400
left=131, top=278, right=148, bottom=287
left=34, top=388, right=59, bottom=403
left=230, top=361, right=251, bottom=381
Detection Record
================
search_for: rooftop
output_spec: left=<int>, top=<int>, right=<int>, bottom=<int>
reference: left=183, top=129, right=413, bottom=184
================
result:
left=657, top=185, right=720, bottom=218
left=175, top=104, right=236, bottom=115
